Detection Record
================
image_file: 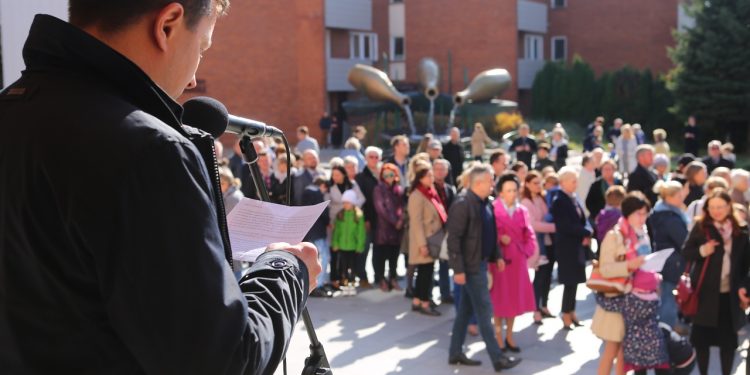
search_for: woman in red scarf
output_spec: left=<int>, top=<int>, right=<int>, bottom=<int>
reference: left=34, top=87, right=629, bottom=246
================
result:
left=408, top=161, right=447, bottom=316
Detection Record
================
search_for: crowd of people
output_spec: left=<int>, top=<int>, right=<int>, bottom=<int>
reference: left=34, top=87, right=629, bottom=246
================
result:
left=222, top=116, right=750, bottom=374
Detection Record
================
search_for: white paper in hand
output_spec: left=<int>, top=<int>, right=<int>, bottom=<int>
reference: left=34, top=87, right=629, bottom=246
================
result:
left=640, top=248, right=675, bottom=273
left=226, top=198, right=329, bottom=262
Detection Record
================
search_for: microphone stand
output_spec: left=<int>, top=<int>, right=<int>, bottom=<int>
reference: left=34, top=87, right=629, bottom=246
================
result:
left=239, top=136, right=333, bottom=375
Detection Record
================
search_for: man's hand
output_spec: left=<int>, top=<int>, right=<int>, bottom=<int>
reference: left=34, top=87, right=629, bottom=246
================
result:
left=496, top=259, right=506, bottom=272
left=454, top=273, right=466, bottom=285
left=365, top=221, right=371, bottom=232
left=582, top=237, right=591, bottom=247
left=266, top=242, right=321, bottom=293
left=739, top=288, right=750, bottom=310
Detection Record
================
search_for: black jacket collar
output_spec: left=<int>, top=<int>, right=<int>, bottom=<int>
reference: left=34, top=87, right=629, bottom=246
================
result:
left=22, top=15, right=185, bottom=133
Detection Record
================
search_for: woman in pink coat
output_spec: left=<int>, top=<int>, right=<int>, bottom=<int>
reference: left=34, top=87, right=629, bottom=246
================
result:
left=490, top=173, right=538, bottom=352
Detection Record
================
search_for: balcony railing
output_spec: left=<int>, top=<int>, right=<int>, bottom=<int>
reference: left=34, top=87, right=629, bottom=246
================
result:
left=325, top=0, right=372, bottom=30
left=517, top=58, right=546, bottom=89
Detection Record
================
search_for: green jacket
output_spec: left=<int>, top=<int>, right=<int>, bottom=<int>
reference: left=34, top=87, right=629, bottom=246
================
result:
left=332, top=209, right=366, bottom=253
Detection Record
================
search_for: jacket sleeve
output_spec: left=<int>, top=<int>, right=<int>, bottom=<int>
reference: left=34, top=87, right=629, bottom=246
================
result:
left=101, top=140, right=307, bottom=375
left=356, top=215, right=366, bottom=252
left=598, top=231, right=630, bottom=278
left=551, top=197, right=590, bottom=238
left=408, top=193, right=428, bottom=250
left=683, top=224, right=708, bottom=262
left=446, top=199, right=468, bottom=274
left=353, top=182, right=366, bottom=207
left=666, top=215, right=689, bottom=254
left=521, top=208, right=539, bottom=258
left=585, top=182, right=598, bottom=215
left=373, top=186, right=399, bottom=226
left=331, top=217, right=342, bottom=250
left=521, top=198, right=555, bottom=233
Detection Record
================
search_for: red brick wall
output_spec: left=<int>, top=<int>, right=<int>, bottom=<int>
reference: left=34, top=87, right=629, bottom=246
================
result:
left=404, top=0, right=518, bottom=101
left=548, top=0, right=679, bottom=75
left=180, top=0, right=326, bottom=143
left=372, top=0, right=390, bottom=62
left=329, top=29, right=350, bottom=59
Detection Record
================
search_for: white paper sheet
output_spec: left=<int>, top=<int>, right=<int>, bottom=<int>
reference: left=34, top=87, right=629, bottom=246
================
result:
left=640, top=248, right=675, bottom=273
left=226, top=198, right=329, bottom=262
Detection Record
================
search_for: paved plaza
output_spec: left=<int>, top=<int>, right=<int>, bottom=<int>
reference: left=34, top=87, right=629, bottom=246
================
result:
left=278, top=264, right=749, bottom=375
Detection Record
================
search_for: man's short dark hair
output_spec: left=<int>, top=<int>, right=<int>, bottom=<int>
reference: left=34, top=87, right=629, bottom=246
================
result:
left=69, top=0, right=229, bottom=32
left=489, top=150, right=507, bottom=165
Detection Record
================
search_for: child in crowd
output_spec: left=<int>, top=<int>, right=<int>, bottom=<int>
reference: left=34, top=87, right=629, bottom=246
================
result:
left=331, top=190, right=366, bottom=296
left=534, top=143, right=555, bottom=172
left=595, top=186, right=626, bottom=245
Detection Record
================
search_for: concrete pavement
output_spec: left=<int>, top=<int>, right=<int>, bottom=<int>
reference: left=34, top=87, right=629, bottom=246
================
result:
left=276, top=265, right=749, bottom=375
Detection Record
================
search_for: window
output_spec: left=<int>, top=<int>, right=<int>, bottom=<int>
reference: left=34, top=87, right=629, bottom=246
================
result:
left=391, top=36, right=405, bottom=60
left=350, top=32, right=378, bottom=60
left=551, top=36, right=567, bottom=61
left=551, top=0, right=566, bottom=8
left=523, top=35, right=543, bottom=61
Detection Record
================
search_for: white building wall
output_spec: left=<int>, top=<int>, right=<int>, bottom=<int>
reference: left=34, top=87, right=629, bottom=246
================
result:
left=1, top=0, right=67, bottom=87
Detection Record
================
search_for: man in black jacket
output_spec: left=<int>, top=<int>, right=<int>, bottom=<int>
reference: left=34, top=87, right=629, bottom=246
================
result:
left=0, top=2, right=319, bottom=374
left=702, top=140, right=735, bottom=174
left=443, top=127, right=465, bottom=182
left=446, top=165, right=520, bottom=371
left=627, top=145, right=659, bottom=206
left=355, top=146, right=382, bottom=287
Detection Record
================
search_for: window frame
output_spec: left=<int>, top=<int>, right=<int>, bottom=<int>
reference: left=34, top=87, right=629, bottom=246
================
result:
left=391, top=36, right=405, bottom=61
left=523, top=34, right=544, bottom=61
left=350, top=32, right=379, bottom=60
left=551, top=36, right=568, bottom=61
left=550, top=0, right=566, bottom=9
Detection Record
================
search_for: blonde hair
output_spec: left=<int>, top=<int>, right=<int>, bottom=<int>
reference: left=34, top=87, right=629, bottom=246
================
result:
left=653, top=180, right=683, bottom=200
left=219, top=166, right=241, bottom=188
left=620, top=124, right=634, bottom=140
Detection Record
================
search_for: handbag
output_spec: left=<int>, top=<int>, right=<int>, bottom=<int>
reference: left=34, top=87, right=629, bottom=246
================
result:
left=426, top=227, right=446, bottom=259
left=586, top=259, right=631, bottom=294
left=676, top=230, right=712, bottom=318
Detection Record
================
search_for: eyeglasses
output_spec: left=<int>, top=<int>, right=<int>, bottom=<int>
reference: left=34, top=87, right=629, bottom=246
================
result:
left=367, top=155, right=380, bottom=159
left=383, top=172, right=396, bottom=178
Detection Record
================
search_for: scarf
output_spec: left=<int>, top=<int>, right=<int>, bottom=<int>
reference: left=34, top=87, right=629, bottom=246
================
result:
left=715, top=220, right=733, bottom=293
left=619, top=217, right=656, bottom=293
left=417, top=184, right=448, bottom=224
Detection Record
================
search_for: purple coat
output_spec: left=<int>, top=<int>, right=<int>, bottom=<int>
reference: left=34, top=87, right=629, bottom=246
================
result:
left=373, top=182, right=405, bottom=246
left=595, top=207, right=622, bottom=244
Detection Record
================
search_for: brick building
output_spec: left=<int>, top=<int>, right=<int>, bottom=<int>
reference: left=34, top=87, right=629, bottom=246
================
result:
left=0, top=0, right=694, bottom=142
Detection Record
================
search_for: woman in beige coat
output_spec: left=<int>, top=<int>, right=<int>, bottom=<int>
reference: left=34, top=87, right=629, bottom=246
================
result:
left=408, top=161, right=446, bottom=316
left=591, top=196, right=647, bottom=375
left=471, top=122, right=493, bottom=161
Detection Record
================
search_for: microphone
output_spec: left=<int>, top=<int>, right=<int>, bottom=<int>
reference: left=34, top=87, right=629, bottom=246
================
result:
left=182, top=96, right=284, bottom=138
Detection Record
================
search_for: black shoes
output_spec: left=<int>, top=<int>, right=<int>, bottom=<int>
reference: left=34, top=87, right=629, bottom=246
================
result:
left=504, top=339, right=521, bottom=353
left=448, top=353, right=481, bottom=366
left=493, top=355, right=521, bottom=371
left=441, top=295, right=455, bottom=304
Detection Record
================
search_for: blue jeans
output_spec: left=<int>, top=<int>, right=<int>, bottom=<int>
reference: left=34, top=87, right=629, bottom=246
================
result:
left=453, top=284, right=477, bottom=325
left=659, top=280, right=678, bottom=327
left=449, top=262, right=504, bottom=363
left=313, top=238, right=330, bottom=287
left=439, top=260, right=452, bottom=298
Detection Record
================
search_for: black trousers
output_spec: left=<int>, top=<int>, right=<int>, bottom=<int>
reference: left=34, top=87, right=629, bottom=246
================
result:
left=561, top=283, right=578, bottom=313
left=355, top=233, right=371, bottom=281
left=414, top=262, right=435, bottom=302
left=533, top=244, right=555, bottom=309
left=373, top=244, right=399, bottom=283
left=339, top=251, right=357, bottom=283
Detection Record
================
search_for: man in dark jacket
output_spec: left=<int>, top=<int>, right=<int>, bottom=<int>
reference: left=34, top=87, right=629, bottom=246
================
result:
left=293, top=149, right=324, bottom=205
left=702, top=140, right=735, bottom=174
left=0, top=3, right=320, bottom=374
left=627, top=145, right=659, bottom=206
left=303, top=177, right=332, bottom=298
left=434, top=159, right=457, bottom=303
left=446, top=165, right=520, bottom=371
left=510, top=123, right=537, bottom=168
left=355, top=146, right=382, bottom=287
left=443, top=127, right=465, bottom=182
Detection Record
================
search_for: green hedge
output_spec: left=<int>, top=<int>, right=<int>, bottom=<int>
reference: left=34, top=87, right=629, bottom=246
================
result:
left=531, top=57, right=679, bottom=138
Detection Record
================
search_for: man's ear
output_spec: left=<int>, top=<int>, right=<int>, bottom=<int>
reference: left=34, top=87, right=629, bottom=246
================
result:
left=153, top=3, right=186, bottom=52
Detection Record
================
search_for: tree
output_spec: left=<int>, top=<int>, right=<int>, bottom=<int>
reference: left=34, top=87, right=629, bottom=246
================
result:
left=668, top=0, right=750, bottom=148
